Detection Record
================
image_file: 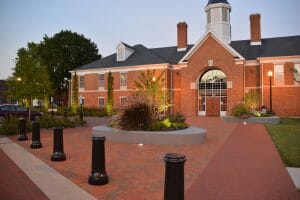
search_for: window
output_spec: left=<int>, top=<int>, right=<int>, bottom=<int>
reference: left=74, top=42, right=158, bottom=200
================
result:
left=222, top=8, right=228, bottom=22
left=98, top=97, right=105, bottom=107
left=99, top=74, right=105, bottom=88
left=207, top=10, right=211, bottom=24
left=120, top=72, right=127, bottom=87
left=79, top=76, right=85, bottom=88
left=274, top=65, right=284, bottom=85
left=294, top=64, right=300, bottom=82
left=120, top=97, right=127, bottom=106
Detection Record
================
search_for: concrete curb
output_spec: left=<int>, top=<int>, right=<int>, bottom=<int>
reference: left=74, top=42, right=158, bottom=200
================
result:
left=0, top=137, right=96, bottom=200
left=92, top=126, right=207, bottom=145
left=287, top=167, right=300, bottom=190
left=222, top=116, right=280, bottom=124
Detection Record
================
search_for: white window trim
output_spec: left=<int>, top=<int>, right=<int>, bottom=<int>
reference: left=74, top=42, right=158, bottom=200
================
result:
left=98, top=74, right=105, bottom=90
left=120, top=72, right=128, bottom=89
left=294, top=64, right=300, bottom=82
left=79, top=76, right=85, bottom=90
left=274, top=64, right=285, bottom=86
left=98, top=97, right=105, bottom=107
left=119, top=96, right=127, bottom=106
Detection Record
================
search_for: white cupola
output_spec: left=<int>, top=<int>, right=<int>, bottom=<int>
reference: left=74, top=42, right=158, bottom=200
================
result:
left=205, top=0, right=231, bottom=44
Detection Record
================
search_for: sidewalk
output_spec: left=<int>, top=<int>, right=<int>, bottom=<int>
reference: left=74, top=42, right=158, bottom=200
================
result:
left=185, top=122, right=300, bottom=200
left=0, top=147, right=48, bottom=200
left=1, top=117, right=299, bottom=199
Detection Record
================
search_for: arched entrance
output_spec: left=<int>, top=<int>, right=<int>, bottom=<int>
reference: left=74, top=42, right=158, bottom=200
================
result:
left=198, top=69, right=227, bottom=116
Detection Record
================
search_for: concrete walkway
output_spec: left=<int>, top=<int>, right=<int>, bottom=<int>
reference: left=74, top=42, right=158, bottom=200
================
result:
left=185, top=123, right=300, bottom=200
left=0, top=137, right=96, bottom=200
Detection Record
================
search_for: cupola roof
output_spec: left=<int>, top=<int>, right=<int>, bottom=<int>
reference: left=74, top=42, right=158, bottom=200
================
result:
left=207, top=0, right=229, bottom=6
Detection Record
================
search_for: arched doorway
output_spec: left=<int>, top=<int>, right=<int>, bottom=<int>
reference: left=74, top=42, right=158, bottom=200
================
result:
left=198, top=69, right=227, bottom=116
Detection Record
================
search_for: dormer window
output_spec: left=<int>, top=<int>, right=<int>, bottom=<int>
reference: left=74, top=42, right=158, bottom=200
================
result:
left=116, top=42, right=135, bottom=62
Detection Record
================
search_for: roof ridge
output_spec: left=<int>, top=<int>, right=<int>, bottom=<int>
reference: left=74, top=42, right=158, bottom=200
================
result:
left=135, top=44, right=168, bottom=63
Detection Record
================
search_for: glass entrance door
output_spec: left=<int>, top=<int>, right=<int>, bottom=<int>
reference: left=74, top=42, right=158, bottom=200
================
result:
left=198, top=70, right=227, bottom=116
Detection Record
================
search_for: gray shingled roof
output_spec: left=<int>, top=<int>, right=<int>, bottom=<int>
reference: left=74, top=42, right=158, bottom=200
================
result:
left=207, top=0, right=230, bottom=6
left=230, top=36, right=300, bottom=60
left=75, top=35, right=300, bottom=71
left=76, top=44, right=167, bottom=70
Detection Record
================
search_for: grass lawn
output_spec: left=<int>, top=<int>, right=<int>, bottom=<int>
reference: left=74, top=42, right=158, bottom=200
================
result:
left=265, top=118, right=300, bottom=168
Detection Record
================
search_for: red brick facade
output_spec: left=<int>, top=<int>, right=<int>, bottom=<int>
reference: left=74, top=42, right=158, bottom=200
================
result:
left=74, top=35, right=300, bottom=117
left=250, top=14, right=261, bottom=43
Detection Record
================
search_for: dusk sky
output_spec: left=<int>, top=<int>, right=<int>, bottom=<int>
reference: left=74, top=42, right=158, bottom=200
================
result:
left=1, top=0, right=300, bottom=79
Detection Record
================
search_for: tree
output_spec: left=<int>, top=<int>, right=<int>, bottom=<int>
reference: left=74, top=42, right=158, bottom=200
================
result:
left=7, top=42, right=52, bottom=114
left=72, top=72, right=79, bottom=111
left=134, top=70, right=171, bottom=120
left=39, top=30, right=101, bottom=100
left=106, top=71, right=114, bottom=114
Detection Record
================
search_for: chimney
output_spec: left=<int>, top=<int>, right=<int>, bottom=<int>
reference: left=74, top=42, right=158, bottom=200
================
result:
left=177, top=22, right=188, bottom=51
left=250, top=14, right=261, bottom=45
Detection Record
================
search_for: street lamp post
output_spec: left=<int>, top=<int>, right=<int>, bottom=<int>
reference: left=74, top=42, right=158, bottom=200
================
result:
left=16, top=77, right=22, bottom=105
left=268, top=71, right=273, bottom=113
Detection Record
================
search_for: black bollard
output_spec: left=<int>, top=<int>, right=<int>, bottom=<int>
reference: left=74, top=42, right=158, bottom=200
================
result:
left=51, top=127, right=66, bottom=161
left=164, top=153, right=186, bottom=200
left=88, top=136, right=109, bottom=185
left=18, top=118, right=28, bottom=141
left=30, top=122, right=42, bottom=149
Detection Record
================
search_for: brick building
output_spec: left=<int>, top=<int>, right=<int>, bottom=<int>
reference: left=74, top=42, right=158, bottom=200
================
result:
left=71, top=0, right=300, bottom=117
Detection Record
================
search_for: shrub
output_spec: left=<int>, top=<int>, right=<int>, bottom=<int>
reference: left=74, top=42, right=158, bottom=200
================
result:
left=76, top=107, right=108, bottom=117
left=171, top=122, right=189, bottom=130
left=168, top=113, right=186, bottom=123
left=148, top=113, right=188, bottom=131
left=119, top=102, right=152, bottom=131
left=244, top=90, right=261, bottom=111
left=0, top=117, right=32, bottom=135
left=231, top=104, right=252, bottom=118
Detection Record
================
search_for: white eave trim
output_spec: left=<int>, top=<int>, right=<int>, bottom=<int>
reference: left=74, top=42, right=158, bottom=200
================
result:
left=258, top=55, right=300, bottom=64
left=69, top=63, right=170, bottom=75
left=179, top=31, right=245, bottom=64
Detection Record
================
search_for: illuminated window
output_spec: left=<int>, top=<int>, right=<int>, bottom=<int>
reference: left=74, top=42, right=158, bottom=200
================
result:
left=198, top=70, right=227, bottom=114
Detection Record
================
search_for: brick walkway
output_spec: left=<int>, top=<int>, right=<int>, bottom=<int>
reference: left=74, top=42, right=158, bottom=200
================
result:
left=186, top=123, right=300, bottom=200
left=2, top=117, right=299, bottom=199
left=0, top=148, right=48, bottom=200
left=8, top=117, right=236, bottom=200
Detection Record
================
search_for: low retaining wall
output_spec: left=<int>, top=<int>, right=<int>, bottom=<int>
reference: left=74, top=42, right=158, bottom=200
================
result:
left=222, top=116, right=280, bottom=124
left=92, top=126, right=207, bottom=145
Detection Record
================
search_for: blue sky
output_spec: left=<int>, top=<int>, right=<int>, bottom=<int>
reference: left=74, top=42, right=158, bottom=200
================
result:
left=1, top=0, right=300, bottom=79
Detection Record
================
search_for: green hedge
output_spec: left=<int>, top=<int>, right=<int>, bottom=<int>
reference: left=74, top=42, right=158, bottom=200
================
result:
left=0, top=115, right=87, bottom=135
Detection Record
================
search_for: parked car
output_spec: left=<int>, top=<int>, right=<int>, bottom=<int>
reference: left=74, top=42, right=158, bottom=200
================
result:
left=0, top=104, right=43, bottom=121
